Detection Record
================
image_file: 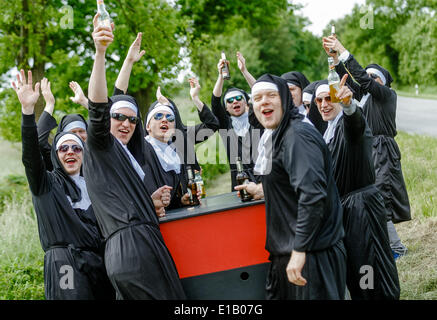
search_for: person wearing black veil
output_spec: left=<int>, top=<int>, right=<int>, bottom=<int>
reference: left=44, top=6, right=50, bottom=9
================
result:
left=314, top=77, right=400, bottom=300
left=303, top=80, right=328, bottom=135
left=212, top=53, right=263, bottom=190
left=236, top=74, right=346, bottom=300
left=280, top=71, right=310, bottom=116
left=13, top=70, right=114, bottom=300
left=323, top=36, right=411, bottom=259
left=36, top=77, right=88, bottom=171
left=83, top=16, right=185, bottom=299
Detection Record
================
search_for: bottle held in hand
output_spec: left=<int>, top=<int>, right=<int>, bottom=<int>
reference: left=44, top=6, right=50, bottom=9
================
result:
left=187, top=166, right=200, bottom=206
left=236, top=157, right=253, bottom=202
left=221, top=51, right=231, bottom=80
left=96, top=0, right=112, bottom=46
left=329, top=25, right=337, bottom=54
left=194, top=170, right=206, bottom=198
left=327, top=57, right=350, bottom=104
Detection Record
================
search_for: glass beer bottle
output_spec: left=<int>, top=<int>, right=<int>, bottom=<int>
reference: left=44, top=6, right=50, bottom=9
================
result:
left=186, top=166, right=200, bottom=206
left=236, top=157, right=253, bottom=202
left=221, top=51, right=231, bottom=80
left=96, top=0, right=111, bottom=46
left=329, top=25, right=337, bottom=54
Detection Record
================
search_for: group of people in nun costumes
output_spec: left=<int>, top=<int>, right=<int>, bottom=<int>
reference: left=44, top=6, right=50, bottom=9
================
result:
left=12, top=11, right=410, bottom=300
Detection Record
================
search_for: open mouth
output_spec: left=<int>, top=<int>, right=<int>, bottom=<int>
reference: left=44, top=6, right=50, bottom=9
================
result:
left=233, top=105, right=241, bottom=112
left=160, top=124, right=169, bottom=131
left=65, top=158, right=77, bottom=164
left=119, top=129, right=129, bottom=135
left=262, top=108, right=274, bottom=117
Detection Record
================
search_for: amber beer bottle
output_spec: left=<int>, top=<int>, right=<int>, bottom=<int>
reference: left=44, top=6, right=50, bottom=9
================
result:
left=236, top=157, right=253, bottom=202
left=186, top=166, right=200, bottom=206
left=221, top=51, right=231, bottom=80
left=329, top=25, right=337, bottom=54
left=327, top=57, right=350, bottom=105
left=96, top=0, right=111, bottom=46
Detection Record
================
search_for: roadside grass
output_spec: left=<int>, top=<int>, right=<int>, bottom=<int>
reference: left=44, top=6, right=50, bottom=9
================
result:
left=395, top=85, right=437, bottom=100
left=0, top=116, right=435, bottom=299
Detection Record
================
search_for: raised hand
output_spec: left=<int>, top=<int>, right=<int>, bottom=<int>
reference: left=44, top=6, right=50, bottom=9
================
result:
left=40, top=78, right=55, bottom=113
left=322, top=36, right=346, bottom=58
left=92, top=13, right=115, bottom=53
left=11, top=69, right=40, bottom=115
left=336, top=74, right=352, bottom=105
left=236, top=51, right=246, bottom=72
left=126, top=32, right=146, bottom=63
left=188, top=77, right=201, bottom=100
left=69, top=81, right=88, bottom=108
left=217, top=59, right=226, bottom=76
left=156, top=86, right=170, bottom=105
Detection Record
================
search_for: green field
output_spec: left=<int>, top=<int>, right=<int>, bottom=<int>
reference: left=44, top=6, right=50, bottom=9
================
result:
left=0, top=126, right=436, bottom=299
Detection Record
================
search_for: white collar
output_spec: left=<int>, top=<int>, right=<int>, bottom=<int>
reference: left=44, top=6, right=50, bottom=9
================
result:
left=145, top=135, right=181, bottom=174
left=323, top=110, right=343, bottom=144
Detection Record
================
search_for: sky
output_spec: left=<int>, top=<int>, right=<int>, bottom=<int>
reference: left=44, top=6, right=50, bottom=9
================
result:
left=293, top=0, right=367, bottom=36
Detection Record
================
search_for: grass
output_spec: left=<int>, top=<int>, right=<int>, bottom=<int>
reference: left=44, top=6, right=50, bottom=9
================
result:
left=395, top=85, right=437, bottom=100
left=0, top=112, right=435, bottom=299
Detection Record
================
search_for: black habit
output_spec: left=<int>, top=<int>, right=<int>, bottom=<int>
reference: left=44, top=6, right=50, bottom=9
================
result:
left=21, top=116, right=113, bottom=300
left=83, top=95, right=186, bottom=300
left=319, top=96, right=400, bottom=300
left=254, top=74, right=346, bottom=300
left=336, top=55, right=411, bottom=223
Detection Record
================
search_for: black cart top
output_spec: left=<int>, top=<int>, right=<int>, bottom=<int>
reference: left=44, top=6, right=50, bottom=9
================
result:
left=159, top=192, right=265, bottom=223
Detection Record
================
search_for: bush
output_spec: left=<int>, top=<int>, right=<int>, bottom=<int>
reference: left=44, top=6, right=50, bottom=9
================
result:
left=0, top=174, right=29, bottom=213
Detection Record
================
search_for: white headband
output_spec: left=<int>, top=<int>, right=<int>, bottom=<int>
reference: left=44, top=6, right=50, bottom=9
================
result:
left=366, top=68, right=386, bottom=85
left=224, top=90, right=246, bottom=102
left=110, top=100, right=138, bottom=114
left=251, top=82, right=279, bottom=96
left=56, top=133, right=84, bottom=151
left=63, top=121, right=86, bottom=133
left=146, top=104, right=174, bottom=125
left=302, top=92, right=313, bottom=103
left=315, top=84, right=330, bottom=97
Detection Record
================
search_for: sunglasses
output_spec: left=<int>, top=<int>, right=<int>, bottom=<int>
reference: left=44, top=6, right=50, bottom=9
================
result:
left=153, top=112, right=175, bottom=122
left=315, top=96, right=332, bottom=104
left=58, top=144, right=83, bottom=154
left=110, top=113, right=139, bottom=124
left=226, top=95, right=243, bottom=104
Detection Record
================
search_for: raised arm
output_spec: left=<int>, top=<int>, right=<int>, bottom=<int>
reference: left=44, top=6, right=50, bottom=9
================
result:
left=69, top=81, right=89, bottom=109
left=114, top=32, right=145, bottom=94
left=236, top=51, right=256, bottom=88
left=13, top=70, right=50, bottom=196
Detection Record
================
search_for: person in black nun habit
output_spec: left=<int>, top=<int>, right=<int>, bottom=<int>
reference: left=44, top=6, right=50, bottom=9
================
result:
left=13, top=70, right=114, bottom=300
left=236, top=74, right=347, bottom=300
left=303, top=80, right=328, bottom=135
left=83, top=15, right=185, bottom=300
left=280, top=71, right=310, bottom=116
left=36, top=78, right=89, bottom=171
left=212, top=54, right=263, bottom=191
left=323, top=36, right=411, bottom=259
left=314, top=77, right=400, bottom=300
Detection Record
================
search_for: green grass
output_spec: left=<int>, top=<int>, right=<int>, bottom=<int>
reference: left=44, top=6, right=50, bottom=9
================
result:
left=395, top=85, right=437, bottom=100
left=0, top=117, right=436, bottom=299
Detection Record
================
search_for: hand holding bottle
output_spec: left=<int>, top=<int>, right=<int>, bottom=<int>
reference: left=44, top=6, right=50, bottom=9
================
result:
left=92, top=13, right=114, bottom=53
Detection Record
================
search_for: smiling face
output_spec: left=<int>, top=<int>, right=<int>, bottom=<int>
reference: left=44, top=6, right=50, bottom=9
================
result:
left=110, top=107, right=137, bottom=145
left=225, top=95, right=247, bottom=117
left=146, top=111, right=176, bottom=143
left=288, top=84, right=302, bottom=107
left=252, top=89, right=283, bottom=129
left=316, top=92, right=342, bottom=122
left=57, top=139, right=83, bottom=175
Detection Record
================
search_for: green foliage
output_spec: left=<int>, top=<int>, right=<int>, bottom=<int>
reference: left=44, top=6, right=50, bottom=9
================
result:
left=0, top=174, right=29, bottom=212
left=0, top=261, right=44, bottom=300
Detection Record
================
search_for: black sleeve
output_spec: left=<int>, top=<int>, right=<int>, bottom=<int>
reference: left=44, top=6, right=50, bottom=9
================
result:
left=22, top=113, right=51, bottom=196
left=343, top=53, right=392, bottom=101
left=282, top=129, right=328, bottom=252
left=87, top=99, right=114, bottom=151
left=113, top=85, right=125, bottom=96
left=193, top=103, right=220, bottom=144
left=36, top=111, right=58, bottom=172
left=211, top=94, right=229, bottom=129
left=343, top=106, right=366, bottom=144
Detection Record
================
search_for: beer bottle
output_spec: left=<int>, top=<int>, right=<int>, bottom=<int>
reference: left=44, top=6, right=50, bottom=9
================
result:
left=329, top=25, right=337, bottom=54
left=96, top=0, right=111, bottom=46
left=194, top=170, right=206, bottom=198
left=235, top=157, right=253, bottom=202
left=186, top=166, right=200, bottom=206
left=221, top=51, right=231, bottom=80
left=327, top=57, right=350, bottom=104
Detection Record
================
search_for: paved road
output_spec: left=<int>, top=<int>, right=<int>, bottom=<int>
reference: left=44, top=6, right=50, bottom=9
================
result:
left=396, top=96, right=437, bottom=137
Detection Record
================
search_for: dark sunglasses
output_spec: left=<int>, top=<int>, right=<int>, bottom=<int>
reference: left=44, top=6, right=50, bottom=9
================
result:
left=153, top=112, right=175, bottom=122
left=226, top=95, right=243, bottom=104
left=369, top=73, right=379, bottom=80
left=58, top=144, right=83, bottom=154
left=110, top=113, right=139, bottom=124
left=315, top=96, right=332, bottom=104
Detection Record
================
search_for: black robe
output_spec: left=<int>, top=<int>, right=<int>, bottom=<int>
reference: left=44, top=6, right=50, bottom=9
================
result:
left=37, top=112, right=88, bottom=172
left=212, top=88, right=262, bottom=190
left=336, top=55, right=411, bottom=223
left=325, top=106, right=400, bottom=300
left=254, top=74, right=346, bottom=300
left=21, top=115, right=113, bottom=300
left=83, top=96, right=186, bottom=300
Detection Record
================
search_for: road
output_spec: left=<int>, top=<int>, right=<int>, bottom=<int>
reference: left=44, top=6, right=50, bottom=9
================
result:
left=396, top=96, right=437, bottom=137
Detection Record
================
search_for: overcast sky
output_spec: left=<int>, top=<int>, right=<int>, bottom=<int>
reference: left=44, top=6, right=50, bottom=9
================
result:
left=293, top=0, right=366, bottom=36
